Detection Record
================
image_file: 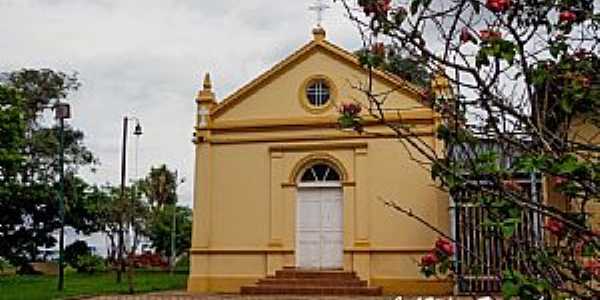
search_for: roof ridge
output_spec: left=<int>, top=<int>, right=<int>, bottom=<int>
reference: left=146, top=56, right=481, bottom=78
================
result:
left=211, top=40, right=319, bottom=117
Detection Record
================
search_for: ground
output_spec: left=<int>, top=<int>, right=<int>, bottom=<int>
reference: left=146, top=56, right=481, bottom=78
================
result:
left=0, top=271, right=187, bottom=300
left=86, top=293, right=422, bottom=300
left=0, top=272, right=472, bottom=300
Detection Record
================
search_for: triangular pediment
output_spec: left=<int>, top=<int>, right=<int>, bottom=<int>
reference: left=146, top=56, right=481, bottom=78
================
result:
left=211, top=35, right=429, bottom=123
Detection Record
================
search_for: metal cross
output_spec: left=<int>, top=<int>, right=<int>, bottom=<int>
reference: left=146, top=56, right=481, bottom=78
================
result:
left=309, top=0, right=331, bottom=27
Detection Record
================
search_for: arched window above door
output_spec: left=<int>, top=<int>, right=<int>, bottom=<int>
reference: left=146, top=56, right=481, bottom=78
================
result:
left=300, top=163, right=341, bottom=183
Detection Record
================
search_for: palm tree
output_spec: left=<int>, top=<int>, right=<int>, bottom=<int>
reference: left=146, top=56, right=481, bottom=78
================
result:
left=142, top=165, right=177, bottom=211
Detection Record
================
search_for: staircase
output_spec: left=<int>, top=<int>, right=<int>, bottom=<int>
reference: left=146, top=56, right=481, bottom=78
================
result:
left=240, top=267, right=383, bottom=296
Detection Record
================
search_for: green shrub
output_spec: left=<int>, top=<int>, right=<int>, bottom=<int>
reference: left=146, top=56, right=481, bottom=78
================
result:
left=174, top=255, right=189, bottom=272
left=0, top=257, right=13, bottom=273
left=65, top=240, right=91, bottom=270
left=76, top=255, right=105, bottom=274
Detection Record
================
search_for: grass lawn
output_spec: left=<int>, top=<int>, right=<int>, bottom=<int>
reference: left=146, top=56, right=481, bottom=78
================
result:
left=0, top=271, right=187, bottom=300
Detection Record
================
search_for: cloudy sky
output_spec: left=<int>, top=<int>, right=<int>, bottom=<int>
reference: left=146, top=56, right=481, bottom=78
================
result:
left=0, top=0, right=363, bottom=207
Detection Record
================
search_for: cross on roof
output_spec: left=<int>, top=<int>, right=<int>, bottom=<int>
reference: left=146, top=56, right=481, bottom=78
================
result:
left=309, top=0, right=331, bottom=27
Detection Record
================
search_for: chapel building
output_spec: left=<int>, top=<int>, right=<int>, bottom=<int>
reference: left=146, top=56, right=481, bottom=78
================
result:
left=188, top=27, right=452, bottom=295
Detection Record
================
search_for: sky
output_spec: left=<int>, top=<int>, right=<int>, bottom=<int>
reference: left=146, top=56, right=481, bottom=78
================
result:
left=0, top=0, right=363, bottom=208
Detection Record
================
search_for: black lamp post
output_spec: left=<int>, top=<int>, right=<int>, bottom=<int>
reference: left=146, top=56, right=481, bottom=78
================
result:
left=117, top=116, right=142, bottom=290
left=54, top=102, right=70, bottom=291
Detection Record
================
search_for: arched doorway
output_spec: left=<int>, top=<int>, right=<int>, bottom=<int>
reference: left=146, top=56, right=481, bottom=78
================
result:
left=296, top=163, right=343, bottom=269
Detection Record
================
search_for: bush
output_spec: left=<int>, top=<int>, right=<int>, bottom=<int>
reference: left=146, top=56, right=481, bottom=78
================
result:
left=174, top=255, right=189, bottom=272
left=76, top=255, right=105, bottom=274
left=16, top=263, right=42, bottom=275
left=0, top=257, right=13, bottom=273
left=65, top=240, right=90, bottom=270
left=129, top=253, right=168, bottom=269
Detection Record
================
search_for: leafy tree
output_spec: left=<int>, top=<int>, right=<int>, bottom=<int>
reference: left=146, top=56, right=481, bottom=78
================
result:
left=0, top=85, right=27, bottom=266
left=137, top=165, right=189, bottom=258
left=90, top=184, right=149, bottom=265
left=337, top=0, right=599, bottom=298
left=146, top=206, right=192, bottom=258
left=6, top=68, right=79, bottom=124
left=356, top=44, right=432, bottom=87
left=141, top=165, right=178, bottom=210
left=0, top=69, right=98, bottom=267
left=86, top=185, right=121, bottom=262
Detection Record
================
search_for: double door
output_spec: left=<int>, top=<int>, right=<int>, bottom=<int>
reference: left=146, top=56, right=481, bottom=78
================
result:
left=296, top=186, right=343, bottom=269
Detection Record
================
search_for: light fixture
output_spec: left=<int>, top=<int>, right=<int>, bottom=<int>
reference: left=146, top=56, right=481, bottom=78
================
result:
left=134, top=122, right=143, bottom=136
left=54, top=102, right=71, bottom=120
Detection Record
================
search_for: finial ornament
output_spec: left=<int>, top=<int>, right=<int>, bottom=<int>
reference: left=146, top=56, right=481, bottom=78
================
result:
left=197, top=72, right=216, bottom=104
left=203, top=73, right=212, bottom=91
left=309, top=0, right=330, bottom=28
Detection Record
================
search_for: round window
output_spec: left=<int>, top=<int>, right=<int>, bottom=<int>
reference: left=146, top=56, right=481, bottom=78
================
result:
left=305, top=79, right=331, bottom=107
left=299, top=75, right=336, bottom=114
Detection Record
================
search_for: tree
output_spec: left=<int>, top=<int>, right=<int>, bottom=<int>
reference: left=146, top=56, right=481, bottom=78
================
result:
left=146, top=206, right=192, bottom=258
left=142, top=165, right=178, bottom=211
left=87, top=185, right=121, bottom=263
left=0, top=84, right=28, bottom=267
left=138, top=165, right=188, bottom=271
left=356, top=44, right=432, bottom=87
left=337, top=0, right=599, bottom=298
left=91, top=184, right=149, bottom=266
left=0, top=69, right=99, bottom=267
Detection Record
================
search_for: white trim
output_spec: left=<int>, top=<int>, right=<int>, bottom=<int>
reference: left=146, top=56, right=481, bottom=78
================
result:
left=298, top=182, right=342, bottom=188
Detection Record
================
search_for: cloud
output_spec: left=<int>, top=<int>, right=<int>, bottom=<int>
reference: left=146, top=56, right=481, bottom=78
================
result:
left=0, top=0, right=360, bottom=207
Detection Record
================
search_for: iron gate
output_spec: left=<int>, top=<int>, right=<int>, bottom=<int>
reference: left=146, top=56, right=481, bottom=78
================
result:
left=452, top=175, right=544, bottom=294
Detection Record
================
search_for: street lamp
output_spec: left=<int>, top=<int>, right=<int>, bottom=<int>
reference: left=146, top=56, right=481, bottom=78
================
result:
left=170, top=172, right=185, bottom=274
left=117, top=116, right=142, bottom=288
left=54, top=102, right=70, bottom=291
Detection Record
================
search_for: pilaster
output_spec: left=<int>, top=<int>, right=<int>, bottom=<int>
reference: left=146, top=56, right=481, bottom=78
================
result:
left=354, top=147, right=370, bottom=246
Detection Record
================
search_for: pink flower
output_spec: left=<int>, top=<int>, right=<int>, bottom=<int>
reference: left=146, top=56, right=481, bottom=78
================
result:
left=559, top=10, right=577, bottom=24
left=361, top=0, right=392, bottom=16
left=435, top=238, right=455, bottom=256
left=480, top=29, right=502, bottom=42
left=544, top=217, right=566, bottom=236
left=583, top=259, right=600, bottom=277
left=459, top=28, right=475, bottom=44
left=574, top=49, right=590, bottom=59
left=502, top=180, right=524, bottom=192
left=371, top=42, right=386, bottom=57
left=486, top=0, right=511, bottom=13
left=552, top=176, right=567, bottom=186
left=421, top=252, right=439, bottom=266
left=339, top=102, right=362, bottom=116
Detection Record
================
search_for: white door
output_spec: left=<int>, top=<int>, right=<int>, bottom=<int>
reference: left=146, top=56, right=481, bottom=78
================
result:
left=296, top=186, right=343, bottom=269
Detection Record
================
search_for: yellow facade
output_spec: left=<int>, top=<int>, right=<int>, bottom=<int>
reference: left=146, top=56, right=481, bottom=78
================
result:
left=188, top=28, right=452, bottom=295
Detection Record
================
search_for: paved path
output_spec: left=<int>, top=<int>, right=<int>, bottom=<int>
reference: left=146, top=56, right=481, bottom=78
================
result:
left=84, top=291, right=479, bottom=300
left=85, top=292, right=391, bottom=300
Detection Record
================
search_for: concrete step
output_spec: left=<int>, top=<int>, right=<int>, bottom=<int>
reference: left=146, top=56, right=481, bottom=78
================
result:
left=274, top=269, right=358, bottom=279
left=240, top=285, right=383, bottom=296
left=257, top=278, right=368, bottom=287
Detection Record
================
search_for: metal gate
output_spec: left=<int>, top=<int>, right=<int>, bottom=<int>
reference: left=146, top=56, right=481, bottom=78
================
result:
left=452, top=175, right=543, bottom=294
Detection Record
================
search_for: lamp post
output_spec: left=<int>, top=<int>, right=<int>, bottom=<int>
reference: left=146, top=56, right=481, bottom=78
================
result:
left=117, top=116, right=142, bottom=286
left=170, top=172, right=185, bottom=274
left=54, top=102, right=71, bottom=291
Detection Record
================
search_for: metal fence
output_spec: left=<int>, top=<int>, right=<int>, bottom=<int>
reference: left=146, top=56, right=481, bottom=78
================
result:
left=452, top=175, right=544, bottom=294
